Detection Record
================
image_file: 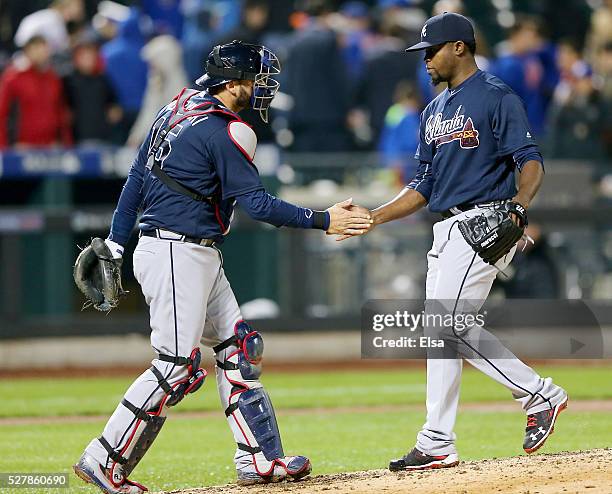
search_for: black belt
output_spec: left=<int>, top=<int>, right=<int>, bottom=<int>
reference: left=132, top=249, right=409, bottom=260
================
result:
left=140, top=228, right=215, bottom=247
left=440, top=200, right=507, bottom=219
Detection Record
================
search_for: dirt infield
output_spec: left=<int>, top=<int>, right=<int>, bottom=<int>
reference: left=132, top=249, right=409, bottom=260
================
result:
left=167, top=449, right=612, bottom=494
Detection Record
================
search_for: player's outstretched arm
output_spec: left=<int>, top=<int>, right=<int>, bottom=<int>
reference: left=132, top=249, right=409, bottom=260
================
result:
left=338, top=157, right=431, bottom=239
left=235, top=190, right=372, bottom=233
left=335, top=188, right=426, bottom=242
left=371, top=188, right=428, bottom=225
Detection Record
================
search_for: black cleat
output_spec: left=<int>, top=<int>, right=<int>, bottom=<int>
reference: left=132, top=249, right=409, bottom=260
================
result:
left=389, top=448, right=459, bottom=471
left=523, top=396, right=568, bottom=454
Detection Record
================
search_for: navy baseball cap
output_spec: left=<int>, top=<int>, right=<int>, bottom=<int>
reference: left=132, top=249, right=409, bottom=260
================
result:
left=406, top=12, right=475, bottom=51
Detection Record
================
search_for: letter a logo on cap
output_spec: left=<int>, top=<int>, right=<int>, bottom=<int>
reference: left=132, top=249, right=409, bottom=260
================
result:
left=422, top=24, right=427, bottom=38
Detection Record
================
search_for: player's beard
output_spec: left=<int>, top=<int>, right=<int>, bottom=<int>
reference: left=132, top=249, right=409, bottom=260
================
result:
left=236, top=86, right=251, bottom=110
left=428, top=69, right=444, bottom=86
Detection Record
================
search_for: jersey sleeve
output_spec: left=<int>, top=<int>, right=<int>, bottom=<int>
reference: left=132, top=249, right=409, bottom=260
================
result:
left=492, top=93, right=539, bottom=156
left=406, top=160, right=434, bottom=201
left=108, top=132, right=151, bottom=246
left=512, top=146, right=543, bottom=172
left=206, top=122, right=264, bottom=199
left=408, top=109, right=434, bottom=201
left=414, top=108, right=434, bottom=163
left=235, top=188, right=330, bottom=230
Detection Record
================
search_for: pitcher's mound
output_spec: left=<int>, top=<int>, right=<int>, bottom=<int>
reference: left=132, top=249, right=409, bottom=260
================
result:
left=169, top=449, right=612, bottom=494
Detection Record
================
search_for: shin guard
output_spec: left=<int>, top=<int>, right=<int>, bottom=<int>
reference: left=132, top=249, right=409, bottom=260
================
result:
left=99, top=348, right=207, bottom=485
left=215, top=321, right=285, bottom=475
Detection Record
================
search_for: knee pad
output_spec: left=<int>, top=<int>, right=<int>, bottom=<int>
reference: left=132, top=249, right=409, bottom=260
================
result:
left=99, top=348, right=207, bottom=484
left=155, top=347, right=207, bottom=407
left=215, top=321, right=264, bottom=382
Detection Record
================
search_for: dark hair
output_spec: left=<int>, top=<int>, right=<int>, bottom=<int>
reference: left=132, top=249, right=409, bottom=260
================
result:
left=557, top=37, right=583, bottom=55
left=244, top=0, right=268, bottom=10
left=451, top=40, right=476, bottom=55
left=509, top=15, right=546, bottom=38
left=208, top=84, right=225, bottom=96
left=464, top=39, right=476, bottom=55
left=295, top=0, right=334, bottom=17
left=393, top=80, right=420, bottom=104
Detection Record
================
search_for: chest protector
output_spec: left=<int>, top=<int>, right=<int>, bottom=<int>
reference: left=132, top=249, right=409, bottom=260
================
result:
left=146, top=88, right=239, bottom=204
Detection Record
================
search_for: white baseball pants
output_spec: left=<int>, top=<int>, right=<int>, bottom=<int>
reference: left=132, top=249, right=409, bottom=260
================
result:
left=416, top=209, right=566, bottom=456
left=84, top=234, right=259, bottom=469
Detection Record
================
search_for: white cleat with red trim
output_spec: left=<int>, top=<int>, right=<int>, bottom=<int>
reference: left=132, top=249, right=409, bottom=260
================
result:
left=236, top=455, right=312, bottom=485
left=73, top=453, right=148, bottom=494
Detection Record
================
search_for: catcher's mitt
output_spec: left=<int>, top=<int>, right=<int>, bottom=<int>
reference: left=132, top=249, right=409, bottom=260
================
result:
left=457, top=202, right=527, bottom=265
left=73, top=238, right=126, bottom=311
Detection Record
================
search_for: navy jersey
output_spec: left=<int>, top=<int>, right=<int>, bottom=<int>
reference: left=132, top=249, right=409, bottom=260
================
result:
left=408, top=70, right=542, bottom=213
left=109, top=91, right=326, bottom=246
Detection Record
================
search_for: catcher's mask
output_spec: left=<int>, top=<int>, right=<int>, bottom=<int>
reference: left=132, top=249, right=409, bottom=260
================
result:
left=195, top=40, right=281, bottom=123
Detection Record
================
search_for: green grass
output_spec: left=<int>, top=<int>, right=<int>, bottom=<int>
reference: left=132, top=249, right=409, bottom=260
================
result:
left=0, top=365, right=610, bottom=492
left=0, top=410, right=610, bottom=492
left=1, top=365, right=611, bottom=418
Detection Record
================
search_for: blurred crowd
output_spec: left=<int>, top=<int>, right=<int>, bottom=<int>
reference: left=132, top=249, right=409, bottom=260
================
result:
left=0, top=0, right=610, bottom=180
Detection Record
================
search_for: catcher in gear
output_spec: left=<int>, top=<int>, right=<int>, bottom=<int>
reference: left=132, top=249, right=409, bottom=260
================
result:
left=341, top=13, right=567, bottom=471
left=72, top=40, right=371, bottom=494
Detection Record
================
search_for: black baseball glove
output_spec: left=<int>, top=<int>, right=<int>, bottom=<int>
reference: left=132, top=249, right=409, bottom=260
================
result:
left=457, top=202, right=527, bottom=265
left=73, top=237, right=126, bottom=311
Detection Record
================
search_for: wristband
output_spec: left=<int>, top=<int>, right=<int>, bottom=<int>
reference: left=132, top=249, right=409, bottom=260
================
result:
left=105, top=238, right=124, bottom=259
left=312, top=211, right=329, bottom=230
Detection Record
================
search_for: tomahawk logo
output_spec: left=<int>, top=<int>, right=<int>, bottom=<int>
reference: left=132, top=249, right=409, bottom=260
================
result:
left=425, top=105, right=480, bottom=149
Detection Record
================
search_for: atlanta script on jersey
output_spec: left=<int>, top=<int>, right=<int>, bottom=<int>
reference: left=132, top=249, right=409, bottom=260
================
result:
left=425, top=105, right=480, bottom=149
left=409, top=70, right=539, bottom=212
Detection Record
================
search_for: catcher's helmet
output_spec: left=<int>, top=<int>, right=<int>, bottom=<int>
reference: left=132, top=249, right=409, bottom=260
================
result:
left=196, top=40, right=281, bottom=122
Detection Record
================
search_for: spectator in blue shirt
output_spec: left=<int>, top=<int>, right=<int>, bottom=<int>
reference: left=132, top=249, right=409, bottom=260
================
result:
left=337, top=1, right=373, bottom=82
left=491, top=16, right=558, bottom=137
left=378, top=80, right=421, bottom=183
left=181, top=0, right=242, bottom=82
left=101, top=7, right=149, bottom=144
left=141, top=0, right=183, bottom=38
left=284, top=0, right=353, bottom=152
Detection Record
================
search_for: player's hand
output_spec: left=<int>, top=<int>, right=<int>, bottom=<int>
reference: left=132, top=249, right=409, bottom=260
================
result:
left=326, top=198, right=372, bottom=236
left=509, top=197, right=528, bottom=227
left=334, top=204, right=376, bottom=241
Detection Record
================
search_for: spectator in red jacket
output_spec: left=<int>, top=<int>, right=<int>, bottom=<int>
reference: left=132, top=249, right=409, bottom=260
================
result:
left=0, top=35, right=72, bottom=149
